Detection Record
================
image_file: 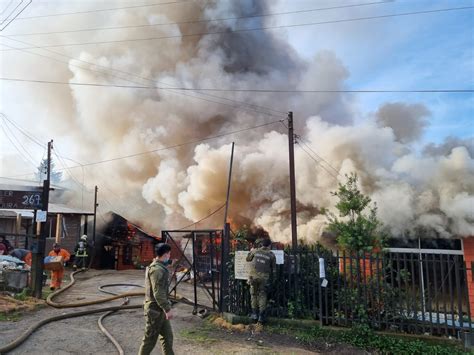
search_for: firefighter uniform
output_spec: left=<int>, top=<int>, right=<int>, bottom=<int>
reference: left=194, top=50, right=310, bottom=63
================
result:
left=138, top=260, right=174, bottom=355
left=246, top=245, right=276, bottom=322
left=73, top=235, right=90, bottom=270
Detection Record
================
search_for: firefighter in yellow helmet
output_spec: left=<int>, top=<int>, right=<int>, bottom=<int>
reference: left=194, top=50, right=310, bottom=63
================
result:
left=73, top=235, right=90, bottom=270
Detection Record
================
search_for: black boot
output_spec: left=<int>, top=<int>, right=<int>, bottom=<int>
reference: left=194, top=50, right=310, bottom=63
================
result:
left=258, top=309, right=266, bottom=324
left=250, top=309, right=259, bottom=322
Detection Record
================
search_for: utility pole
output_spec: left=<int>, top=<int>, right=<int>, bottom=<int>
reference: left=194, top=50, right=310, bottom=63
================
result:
left=287, top=112, right=298, bottom=251
left=93, top=186, right=98, bottom=245
left=223, top=142, right=235, bottom=227
left=32, top=139, right=52, bottom=298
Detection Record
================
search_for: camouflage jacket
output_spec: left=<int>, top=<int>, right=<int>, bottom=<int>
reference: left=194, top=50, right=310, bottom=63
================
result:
left=246, top=246, right=276, bottom=280
left=144, top=259, right=171, bottom=312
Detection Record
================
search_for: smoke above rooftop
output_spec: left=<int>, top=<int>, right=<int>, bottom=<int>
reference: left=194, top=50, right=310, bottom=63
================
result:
left=3, top=0, right=473, bottom=241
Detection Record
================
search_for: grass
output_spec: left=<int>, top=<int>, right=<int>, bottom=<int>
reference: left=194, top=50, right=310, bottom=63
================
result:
left=266, top=323, right=468, bottom=355
left=0, top=312, right=22, bottom=322
left=179, top=328, right=219, bottom=345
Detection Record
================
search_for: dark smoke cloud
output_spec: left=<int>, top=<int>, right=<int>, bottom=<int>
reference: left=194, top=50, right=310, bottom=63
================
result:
left=423, top=136, right=474, bottom=157
left=376, top=102, right=431, bottom=143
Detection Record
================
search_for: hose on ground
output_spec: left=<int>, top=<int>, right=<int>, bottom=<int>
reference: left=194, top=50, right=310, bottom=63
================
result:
left=1, top=269, right=206, bottom=354
left=46, top=270, right=145, bottom=308
left=0, top=304, right=141, bottom=354
left=97, top=283, right=144, bottom=355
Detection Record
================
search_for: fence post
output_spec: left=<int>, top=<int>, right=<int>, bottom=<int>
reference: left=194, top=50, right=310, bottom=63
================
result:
left=219, top=223, right=230, bottom=313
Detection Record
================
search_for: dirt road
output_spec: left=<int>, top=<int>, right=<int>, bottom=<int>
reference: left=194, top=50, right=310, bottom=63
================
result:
left=0, top=270, right=318, bottom=354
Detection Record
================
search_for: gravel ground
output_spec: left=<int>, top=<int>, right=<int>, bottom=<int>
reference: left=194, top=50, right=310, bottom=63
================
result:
left=0, top=269, right=322, bottom=355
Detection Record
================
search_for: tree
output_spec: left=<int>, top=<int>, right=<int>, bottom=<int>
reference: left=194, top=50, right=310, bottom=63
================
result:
left=36, top=158, right=62, bottom=184
left=325, top=173, right=385, bottom=253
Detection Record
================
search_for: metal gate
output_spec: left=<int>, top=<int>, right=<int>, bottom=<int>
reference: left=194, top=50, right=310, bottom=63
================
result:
left=162, top=225, right=230, bottom=313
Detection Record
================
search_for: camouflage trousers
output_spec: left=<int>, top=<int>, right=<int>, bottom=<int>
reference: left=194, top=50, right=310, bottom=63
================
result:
left=138, top=302, right=174, bottom=355
left=248, top=277, right=269, bottom=311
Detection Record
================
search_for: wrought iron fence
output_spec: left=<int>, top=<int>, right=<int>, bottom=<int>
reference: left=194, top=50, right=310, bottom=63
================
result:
left=226, top=247, right=473, bottom=336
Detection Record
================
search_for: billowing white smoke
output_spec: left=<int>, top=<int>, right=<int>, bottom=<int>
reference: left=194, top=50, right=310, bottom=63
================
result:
left=4, top=1, right=472, bottom=241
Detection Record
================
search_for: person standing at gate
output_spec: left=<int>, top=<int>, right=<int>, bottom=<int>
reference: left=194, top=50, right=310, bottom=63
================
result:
left=246, top=238, right=276, bottom=324
left=48, top=243, right=70, bottom=290
left=138, top=243, right=174, bottom=355
left=73, top=235, right=90, bottom=270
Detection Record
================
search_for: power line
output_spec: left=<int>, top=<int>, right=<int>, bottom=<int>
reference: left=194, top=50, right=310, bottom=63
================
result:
left=13, top=0, right=198, bottom=20
left=1, top=77, right=472, bottom=94
left=0, top=1, right=15, bottom=16
left=0, top=114, right=39, bottom=164
left=295, top=136, right=341, bottom=178
left=296, top=141, right=340, bottom=181
left=5, top=1, right=392, bottom=37
left=0, top=38, right=285, bottom=116
left=1, top=6, right=471, bottom=51
left=178, top=203, right=226, bottom=230
left=3, top=119, right=283, bottom=177
left=0, top=121, right=37, bottom=167
left=0, top=112, right=45, bottom=147
left=0, top=0, right=31, bottom=31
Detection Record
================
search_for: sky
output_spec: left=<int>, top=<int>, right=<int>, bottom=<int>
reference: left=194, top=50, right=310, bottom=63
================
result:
left=272, top=0, right=473, bottom=144
left=0, top=0, right=473, bottom=178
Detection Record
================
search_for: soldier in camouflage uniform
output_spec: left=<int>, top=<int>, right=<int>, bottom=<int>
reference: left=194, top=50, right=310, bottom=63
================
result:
left=246, top=238, right=276, bottom=323
left=138, top=243, right=174, bottom=355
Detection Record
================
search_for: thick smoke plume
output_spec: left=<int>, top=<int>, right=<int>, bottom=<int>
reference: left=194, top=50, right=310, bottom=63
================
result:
left=3, top=1, right=473, bottom=241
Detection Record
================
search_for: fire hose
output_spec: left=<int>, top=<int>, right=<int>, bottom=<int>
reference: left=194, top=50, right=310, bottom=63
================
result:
left=97, top=283, right=145, bottom=355
left=0, top=270, right=145, bottom=354
left=46, top=270, right=144, bottom=308
left=0, top=269, right=205, bottom=354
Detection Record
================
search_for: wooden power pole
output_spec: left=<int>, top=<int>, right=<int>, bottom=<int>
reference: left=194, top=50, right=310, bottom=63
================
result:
left=32, top=139, right=52, bottom=298
left=93, top=185, right=98, bottom=245
left=287, top=112, right=298, bottom=251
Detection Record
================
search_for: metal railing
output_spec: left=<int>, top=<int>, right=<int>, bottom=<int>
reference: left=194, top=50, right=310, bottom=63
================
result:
left=227, top=247, right=473, bottom=336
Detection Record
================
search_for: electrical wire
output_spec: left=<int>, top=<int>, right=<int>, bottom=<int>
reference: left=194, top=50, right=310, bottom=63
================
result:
left=1, top=77, right=471, bottom=94
left=0, top=0, right=31, bottom=31
left=47, top=120, right=284, bottom=171
left=295, top=136, right=341, bottom=178
left=296, top=140, right=340, bottom=181
left=0, top=118, right=37, bottom=167
left=5, top=1, right=392, bottom=37
left=2, top=120, right=283, bottom=178
left=0, top=0, right=15, bottom=16
left=0, top=112, right=45, bottom=147
left=0, top=38, right=285, bottom=117
left=178, top=204, right=226, bottom=230
left=14, top=0, right=199, bottom=20
left=1, top=115, right=38, bottom=164
left=2, top=6, right=471, bottom=51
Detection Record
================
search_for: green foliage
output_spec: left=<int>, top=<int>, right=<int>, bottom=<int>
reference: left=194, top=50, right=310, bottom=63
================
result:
left=233, top=226, right=250, bottom=251
left=268, top=323, right=466, bottom=355
left=179, top=328, right=218, bottom=345
left=0, top=312, right=22, bottom=322
left=13, top=288, right=30, bottom=301
left=326, top=173, right=386, bottom=253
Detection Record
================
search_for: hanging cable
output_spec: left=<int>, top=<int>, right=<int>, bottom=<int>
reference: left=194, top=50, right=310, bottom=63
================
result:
left=6, top=1, right=392, bottom=36
left=2, top=6, right=471, bottom=50
left=0, top=37, right=286, bottom=117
